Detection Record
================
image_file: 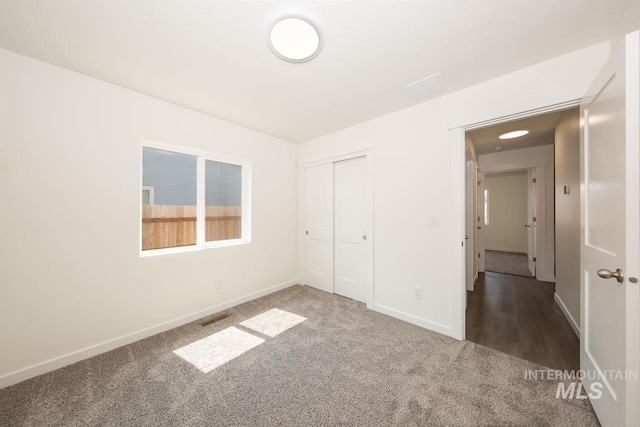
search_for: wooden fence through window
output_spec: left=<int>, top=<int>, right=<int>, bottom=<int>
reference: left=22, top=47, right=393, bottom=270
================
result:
left=141, top=205, right=241, bottom=250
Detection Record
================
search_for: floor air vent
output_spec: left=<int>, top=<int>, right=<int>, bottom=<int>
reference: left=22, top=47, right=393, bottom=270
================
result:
left=200, top=312, right=231, bottom=327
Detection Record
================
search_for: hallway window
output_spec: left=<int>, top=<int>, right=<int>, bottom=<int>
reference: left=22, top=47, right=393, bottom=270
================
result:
left=484, top=189, right=489, bottom=225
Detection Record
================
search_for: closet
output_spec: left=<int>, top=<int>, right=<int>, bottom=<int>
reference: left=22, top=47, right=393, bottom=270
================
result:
left=302, top=155, right=371, bottom=303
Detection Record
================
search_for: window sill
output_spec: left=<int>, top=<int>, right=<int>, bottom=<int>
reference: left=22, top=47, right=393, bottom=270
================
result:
left=139, top=239, right=251, bottom=257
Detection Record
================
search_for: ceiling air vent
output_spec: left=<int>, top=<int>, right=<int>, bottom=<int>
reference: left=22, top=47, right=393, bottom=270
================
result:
left=200, top=312, right=232, bottom=327
left=403, top=73, right=442, bottom=101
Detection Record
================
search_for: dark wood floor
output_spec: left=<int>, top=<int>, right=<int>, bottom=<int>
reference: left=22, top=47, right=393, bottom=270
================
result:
left=466, top=272, right=580, bottom=371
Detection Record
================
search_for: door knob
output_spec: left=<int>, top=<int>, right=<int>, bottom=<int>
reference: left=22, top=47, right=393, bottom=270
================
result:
left=597, top=268, right=625, bottom=283
left=477, top=226, right=482, bottom=230
left=465, top=235, right=468, bottom=240
left=305, top=231, right=309, bottom=235
left=524, top=224, right=530, bottom=228
left=363, top=235, right=367, bottom=240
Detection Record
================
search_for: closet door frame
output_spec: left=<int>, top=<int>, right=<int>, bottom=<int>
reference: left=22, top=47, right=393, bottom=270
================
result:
left=298, top=149, right=374, bottom=308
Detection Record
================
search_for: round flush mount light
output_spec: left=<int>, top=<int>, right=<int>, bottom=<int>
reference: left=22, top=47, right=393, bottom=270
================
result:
left=499, top=129, right=530, bottom=139
left=268, top=16, right=322, bottom=63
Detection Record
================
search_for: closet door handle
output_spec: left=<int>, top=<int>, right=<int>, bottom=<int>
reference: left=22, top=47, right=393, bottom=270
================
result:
left=362, top=235, right=367, bottom=240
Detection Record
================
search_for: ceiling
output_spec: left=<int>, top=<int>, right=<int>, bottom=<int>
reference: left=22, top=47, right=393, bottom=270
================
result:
left=0, top=1, right=633, bottom=143
left=467, top=109, right=574, bottom=156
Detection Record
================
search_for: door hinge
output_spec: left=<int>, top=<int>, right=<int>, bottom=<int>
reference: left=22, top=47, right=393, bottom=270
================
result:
left=478, top=253, right=481, bottom=258
left=532, top=216, right=536, bottom=222
left=532, top=178, right=537, bottom=183
left=533, top=257, right=537, bottom=262
left=477, top=216, right=481, bottom=222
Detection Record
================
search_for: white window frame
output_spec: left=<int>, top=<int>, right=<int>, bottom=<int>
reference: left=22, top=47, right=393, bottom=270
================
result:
left=142, top=186, right=155, bottom=205
left=139, top=139, right=252, bottom=257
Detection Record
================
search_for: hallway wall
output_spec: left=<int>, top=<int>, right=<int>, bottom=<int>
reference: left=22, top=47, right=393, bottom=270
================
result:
left=554, top=108, right=581, bottom=336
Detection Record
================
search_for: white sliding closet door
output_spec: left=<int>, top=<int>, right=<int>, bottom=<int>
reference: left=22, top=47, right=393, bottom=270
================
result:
left=303, top=164, right=334, bottom=293
left=334, top=156, right=368, bottom=302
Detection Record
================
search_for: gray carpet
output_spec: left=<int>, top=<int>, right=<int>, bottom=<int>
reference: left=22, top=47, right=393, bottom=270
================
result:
left=486, top=250, right=534, bottom=277
left=0, top=285, right=598, bottom=426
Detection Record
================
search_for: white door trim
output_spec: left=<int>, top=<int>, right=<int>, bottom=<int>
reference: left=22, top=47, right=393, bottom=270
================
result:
left=298, top=149, right=375, bottom=309
left=623, top=30, right=640, bottom=427
left=450, top=101, right=580, bottom=341
left=477, top=173, right=486, bottom=273
left=297, top=148, right=374, bottom=167
left=465, top=158, right=476, bottom=292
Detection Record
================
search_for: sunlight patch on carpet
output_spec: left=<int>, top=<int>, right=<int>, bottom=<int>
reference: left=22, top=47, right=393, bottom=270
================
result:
left=240, top=308, right=307, bottom=337
left=173, top=326, right=264, bottom=373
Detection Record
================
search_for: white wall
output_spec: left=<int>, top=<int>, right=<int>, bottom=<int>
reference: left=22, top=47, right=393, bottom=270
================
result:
left=0, top=48, right=299, bottom=386
left=478, top=145, right=555, bottom=283
left=299, top=43, right=607, bottom=338
left=484, top=171, right=528, bottom=253
left=554, top=108, right=581, bottom=335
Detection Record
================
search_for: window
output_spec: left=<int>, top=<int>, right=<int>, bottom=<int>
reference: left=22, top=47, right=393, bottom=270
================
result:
left=141, top=186, right=155, bottom=205
left=484, top=189, right=489, bottom=225
left=205, top=160, right=242, bottom=242
left=141, top=142, right=250, bottom=255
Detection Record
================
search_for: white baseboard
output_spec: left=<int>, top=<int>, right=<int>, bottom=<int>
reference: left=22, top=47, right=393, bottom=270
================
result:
left=372, top=303, right=452, bottom=337
left=554, top=292, right=581, bottom=339
left=540, top=274, right=556, bottom=283
left=0, top=278, right=299, bottom=390
left=467, top=273, right=477, bottom=291
left=485, top=246, right=527, bottom=254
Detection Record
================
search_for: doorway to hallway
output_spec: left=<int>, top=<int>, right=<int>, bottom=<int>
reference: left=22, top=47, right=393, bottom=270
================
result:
left=463, top=108, right=581, bottom=371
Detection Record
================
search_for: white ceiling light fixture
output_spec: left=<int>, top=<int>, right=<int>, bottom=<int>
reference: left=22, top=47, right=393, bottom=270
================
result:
left=499, top=129, right=530, bottom=139
left=268, top=15, right=322, bottom=63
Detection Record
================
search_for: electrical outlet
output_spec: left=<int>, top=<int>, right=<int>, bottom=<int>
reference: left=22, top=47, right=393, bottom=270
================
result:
left=215, top=279, right=223, bottom=290
left=413, top=287, right=423, bottom=300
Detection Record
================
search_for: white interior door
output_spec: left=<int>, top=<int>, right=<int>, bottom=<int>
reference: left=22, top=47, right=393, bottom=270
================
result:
left=334, top=156, right=368, bottom=303
left=526, top=169, right=537, bottom=276
left=580, top=31, right=639, bottom=426
left=304, top=164, right=333, bottom=293
left=477, top=172, right=485, bottom=272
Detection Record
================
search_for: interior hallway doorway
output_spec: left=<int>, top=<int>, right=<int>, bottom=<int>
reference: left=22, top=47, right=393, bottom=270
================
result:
left=463, top=108, right=581, bottom=370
